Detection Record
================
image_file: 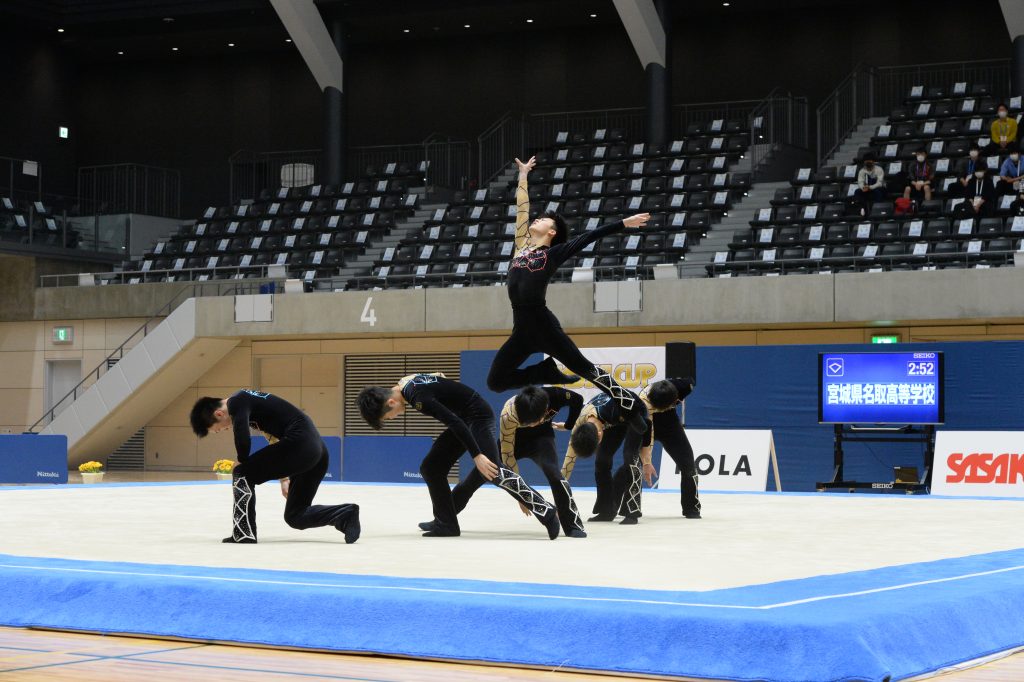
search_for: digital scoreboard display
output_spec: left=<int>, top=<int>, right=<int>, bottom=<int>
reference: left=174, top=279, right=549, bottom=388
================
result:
left=818, top=352, right=944, bottom=424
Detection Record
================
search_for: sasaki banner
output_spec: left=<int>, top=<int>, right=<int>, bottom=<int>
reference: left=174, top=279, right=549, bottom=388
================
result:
left=930, top=431, right=1024, bottom=497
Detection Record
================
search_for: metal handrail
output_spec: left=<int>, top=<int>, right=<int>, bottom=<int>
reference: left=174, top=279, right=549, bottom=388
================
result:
left=29, top=280, right=258, bottom=432
left=39, top=264, right=283, bottom=288
left=77, top=163, right=182, bottom=218
left=747, top=87, right=810, bottom=178
left=711, top=248, right=1020, bottom=276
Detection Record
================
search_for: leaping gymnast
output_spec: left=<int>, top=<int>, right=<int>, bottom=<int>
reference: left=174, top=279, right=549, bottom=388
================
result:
left=486, top=155, right=651, bottom=433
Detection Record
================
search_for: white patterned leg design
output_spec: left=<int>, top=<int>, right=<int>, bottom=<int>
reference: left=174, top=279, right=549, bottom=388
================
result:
left=231, top=475, right=257, bottom=542
left=691, top=475, right=701, bottom=513
left=623, top=460, right=643, bottom=516
left=495, top=466, right=552, bottom=518
left=591, top=369, right=636, bottom=411
left=560, top=480, right=585, bottom=532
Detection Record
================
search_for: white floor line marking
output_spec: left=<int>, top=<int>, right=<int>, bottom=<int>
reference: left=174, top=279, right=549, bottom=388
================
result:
left=3, top=561, right=1024, bottom=611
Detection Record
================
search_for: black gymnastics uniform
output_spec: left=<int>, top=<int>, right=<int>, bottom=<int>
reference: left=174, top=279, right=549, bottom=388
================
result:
left=606, top=378, right=701, bottom=520
left=562, top=393, right=652, bottom=523
left=227, top=390, right=358, bottom=543
left=486, top=174, right=643, bottom=427
left=401, top=374, right=561, bottom=539
left=452, top=386, right=587, bottom=536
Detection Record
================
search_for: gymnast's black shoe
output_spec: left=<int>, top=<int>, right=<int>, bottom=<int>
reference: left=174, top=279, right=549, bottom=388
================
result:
left=337, top=506, right=361, bottom=544
left=222, top=536, right=257, bottom=544
left=422, top=522, right=461, bottom=537
left=541, top=508, right=561, bottom=540
left=418, top=520, right=437, bottom=532
left=588, top=513, right=615, bottom=522
left=566, top=528, right=588, bottom=538
left=683, top=510, right=702, bottom=519
left=536, top=357, right=580, bottom=385
left=619, top=515, right=639, bottom=525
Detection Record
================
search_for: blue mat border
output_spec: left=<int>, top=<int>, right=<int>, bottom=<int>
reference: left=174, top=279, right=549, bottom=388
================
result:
left=2, top=547, right=1024, bottom=681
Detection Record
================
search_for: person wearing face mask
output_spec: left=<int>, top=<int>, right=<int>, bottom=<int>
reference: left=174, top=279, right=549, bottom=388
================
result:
left=904, top=151, right=933, bottom=203
left=998, top=145, right=1024, bottom=195
left=1009, top=188, right=1024, bottom=217
left=854, top=152, right=886, bottom=214
left=963, top=167, right=996, bottom=217
left=991, top=104, right=1017, bottom=151
left=956, top=145, right=985, bottom=196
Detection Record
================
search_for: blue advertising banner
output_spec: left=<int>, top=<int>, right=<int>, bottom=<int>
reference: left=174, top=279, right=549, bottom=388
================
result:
left=341, top=436, right=434, bottom=483
left=0, top=435, right=68, bottom=484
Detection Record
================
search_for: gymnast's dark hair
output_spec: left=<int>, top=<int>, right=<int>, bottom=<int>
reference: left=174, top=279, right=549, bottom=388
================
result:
left=190, top=396, right=223, bottom=438
left=570, top=421, right=600, bottom=458
left=514, top=385, right=550, bottom=425
left=648, top=380, right=680, bottom=412
left=357, top=386, right=392, bottom=430
left=541, top=210, right=568, bottom=246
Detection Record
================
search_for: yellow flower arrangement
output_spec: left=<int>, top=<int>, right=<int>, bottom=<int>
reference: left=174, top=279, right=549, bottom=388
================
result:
left=78, top=461, right=103, bottom=473
left=212, top=459, right=235, bottom=474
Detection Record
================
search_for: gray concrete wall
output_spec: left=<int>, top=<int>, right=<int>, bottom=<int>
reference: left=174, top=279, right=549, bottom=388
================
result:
left=30, top=266, right=1024, bottom=334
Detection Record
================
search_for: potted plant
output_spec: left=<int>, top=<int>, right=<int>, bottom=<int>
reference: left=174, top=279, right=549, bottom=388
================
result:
left=79, top=461, right=104, bottom=483
left=213, top=459, right=235, bottom=480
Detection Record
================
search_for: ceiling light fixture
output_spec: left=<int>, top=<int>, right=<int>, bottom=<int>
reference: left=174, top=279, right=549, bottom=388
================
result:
left=723, top=1, right=730, bottom=5
left=464, top=24, right=470, bottom=28
left=285, top=38, right=292, bottom=42
left=403, top=28, right=410, bottom=33
left=172, top=47, right=178, bottom=51
left=590, top=14, right=597, bottom=18
left=526, top=18, right=534, bottom=23
left=117, top=51, right=124, bottom=55
left=228, top=43, right=235, bottom=47
left=57, top=28, right=65, bottom=33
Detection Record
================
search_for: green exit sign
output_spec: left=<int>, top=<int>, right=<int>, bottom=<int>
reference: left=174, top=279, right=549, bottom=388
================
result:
left=52, top=326, right=74, bottom=344
left=871, top=334, right=899, bottom=344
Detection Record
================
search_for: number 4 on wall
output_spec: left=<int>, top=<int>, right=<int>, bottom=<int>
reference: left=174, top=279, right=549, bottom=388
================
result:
left=360, top=297, right=377, bottom=327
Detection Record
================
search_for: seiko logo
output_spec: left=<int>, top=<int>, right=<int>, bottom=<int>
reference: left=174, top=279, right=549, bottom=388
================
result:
left=35, top=471, right=60, bottom=478
left=871, top=483, right=894, bottom=489
left=946, top=452, right=1024, bottom=484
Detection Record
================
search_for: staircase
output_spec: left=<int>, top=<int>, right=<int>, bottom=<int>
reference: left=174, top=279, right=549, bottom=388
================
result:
left=106, top=429, right=145, bottom=470
left=824, top=117, right=887, bottom=167
left=336, top=186, right=447, bottom=281
left=677, top=180, right=790, bottom=278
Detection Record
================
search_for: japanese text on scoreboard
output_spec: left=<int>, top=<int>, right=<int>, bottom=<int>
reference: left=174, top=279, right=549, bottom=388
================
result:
left=818, top=352, right=944, bottom=424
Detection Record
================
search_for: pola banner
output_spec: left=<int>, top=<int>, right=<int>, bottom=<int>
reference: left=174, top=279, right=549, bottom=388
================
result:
left=657, top=429, right=780, bottom=492
left=930, top=431, right=1024, bottom=497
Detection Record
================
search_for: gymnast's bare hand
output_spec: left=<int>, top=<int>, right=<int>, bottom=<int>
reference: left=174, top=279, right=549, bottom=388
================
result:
left=474, top=454, right=499, bottom=481
left=519, top=502, right=532, bottom=516
left=514, top=156, right=536, bottom=177
left=623, top=213, right=651, bottom=228
left=280, top=478, right=290, bottom=498
left=551, top=421, right=566, bottom=431
left=642, top=463, right=657, bottom=487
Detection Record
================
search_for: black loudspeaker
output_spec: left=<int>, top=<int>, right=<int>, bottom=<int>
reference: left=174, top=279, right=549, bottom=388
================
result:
left=665, top=342, right=697, bottom=386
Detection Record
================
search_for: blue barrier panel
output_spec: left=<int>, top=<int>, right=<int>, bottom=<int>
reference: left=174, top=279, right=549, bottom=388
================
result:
left=342, top=436, right=434, bottom=483
left=249, top=435, right=341, bottom=481
left=462, top=342, right=1024, bottom=492
left=0, top=435, right=68, bottom=484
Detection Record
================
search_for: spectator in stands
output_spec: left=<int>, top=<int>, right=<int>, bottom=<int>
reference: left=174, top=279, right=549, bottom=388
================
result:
left=1010, top=187, right=1024, bottom=217
left=903, top=151, right=933, bottom=203
left=998, top=145, right=1024, bottom=195
left=991, top=103, right=1017, bottom=151
left=854, top=152, right=886, bottom=214
left=956, top=144, right=984, bottom=195
left=962, top=168, right=996, bottom=217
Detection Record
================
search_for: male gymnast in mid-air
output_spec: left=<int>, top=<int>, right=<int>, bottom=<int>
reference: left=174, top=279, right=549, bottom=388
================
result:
left=486, top=155, right=651, bottom=433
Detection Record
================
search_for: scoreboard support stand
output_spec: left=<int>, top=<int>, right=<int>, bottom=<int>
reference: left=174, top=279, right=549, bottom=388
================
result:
left=816, top=424, right=936, bottom=494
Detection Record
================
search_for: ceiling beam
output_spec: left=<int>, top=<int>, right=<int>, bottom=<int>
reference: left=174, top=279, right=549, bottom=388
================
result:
left=612, top=0, right=666, bottom=69
left=269, top=0, right=343, bottom=93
